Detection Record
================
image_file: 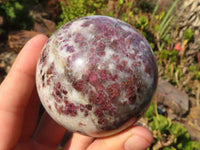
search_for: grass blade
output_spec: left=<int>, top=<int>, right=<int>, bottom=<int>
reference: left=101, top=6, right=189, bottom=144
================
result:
left=159, top=15, right=175, bottom=38
left=159, top=0, right=179, bottom=32
left=152, top=0, right=161, bottom=16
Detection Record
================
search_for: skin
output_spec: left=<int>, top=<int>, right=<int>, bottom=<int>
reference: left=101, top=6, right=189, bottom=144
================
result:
left=0, top=34, right=153, bottom=150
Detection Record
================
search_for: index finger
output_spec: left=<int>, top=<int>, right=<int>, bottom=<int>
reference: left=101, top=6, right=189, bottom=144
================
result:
left=0, top=34, right=48, bottom=111
left=0, top=34, right=48, bottom=149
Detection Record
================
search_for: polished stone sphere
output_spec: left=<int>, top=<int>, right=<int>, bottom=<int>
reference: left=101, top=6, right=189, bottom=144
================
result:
left=36, top=15, right=158, bottom=137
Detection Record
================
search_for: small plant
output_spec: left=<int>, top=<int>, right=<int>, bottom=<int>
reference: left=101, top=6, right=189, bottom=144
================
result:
left=144, top=101, right=155, bottom=121
left=151, top=0, right=180, bottom=51
left=135, top=16, right=149, bottom=31
left=0, top=0, right=35, bottom=31
left=180, top=28, right=194, bottom=57
left=150, top=115, right=200, bottom=149
left=144, top=101, right=200, bottom=150
left=189, top=65, right=200, bottom=80
left=57, top=0, right=106, bottom=28
left=155, top=49, right=179, bottom=67
left=183, top=28, right=194, bottom=41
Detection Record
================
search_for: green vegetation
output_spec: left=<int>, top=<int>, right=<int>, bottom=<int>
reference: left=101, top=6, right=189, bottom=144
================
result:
left=57, top=0, right=106, bottom=28
left=0, top=0, right=36, bottom=32
left=184, top=28, right=194, bottom=41
left=144, top=102, right=200, bottom=149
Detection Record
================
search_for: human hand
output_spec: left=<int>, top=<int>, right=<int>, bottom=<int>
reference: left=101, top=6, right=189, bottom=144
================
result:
left=0, top=35, right=153, bottom=150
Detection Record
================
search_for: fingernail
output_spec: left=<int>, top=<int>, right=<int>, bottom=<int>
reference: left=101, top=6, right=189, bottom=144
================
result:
left=124, top=134, right=152, bottom=150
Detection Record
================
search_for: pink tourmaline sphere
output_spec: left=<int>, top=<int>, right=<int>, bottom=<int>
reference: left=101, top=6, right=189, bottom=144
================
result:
left=36, top=15, right=158, bottom=137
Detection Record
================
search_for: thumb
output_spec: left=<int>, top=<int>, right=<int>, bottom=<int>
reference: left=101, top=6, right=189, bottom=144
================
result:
left=87, top=125, right=153, bottom=150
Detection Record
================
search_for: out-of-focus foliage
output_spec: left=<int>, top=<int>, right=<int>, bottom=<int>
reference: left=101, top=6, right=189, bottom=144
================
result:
left=144, top=102, right=200, bottom=150
left=57, top=0, right=107, bottom=28
left=0, top=0, right=36, bottom=31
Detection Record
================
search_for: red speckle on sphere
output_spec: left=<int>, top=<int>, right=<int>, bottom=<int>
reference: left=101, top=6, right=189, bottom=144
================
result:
left=72, top=79, right=87, bottom=92
left=85, top=104, right=93, bottom=110
left=89, top=71, right=98, bottom=85
left=106, top=83, right=120, bottom=101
